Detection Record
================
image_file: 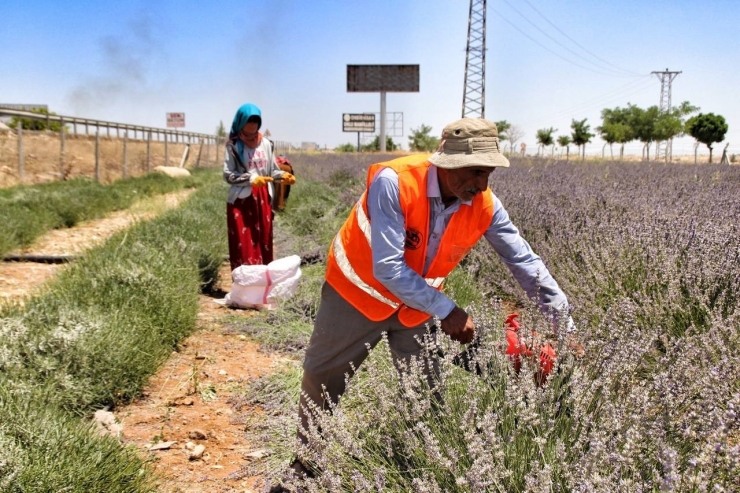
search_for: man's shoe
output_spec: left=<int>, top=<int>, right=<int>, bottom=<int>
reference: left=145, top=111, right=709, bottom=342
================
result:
left=267, top=459, right=314, bottom=492
left=289, top=459, right=315, bottom=479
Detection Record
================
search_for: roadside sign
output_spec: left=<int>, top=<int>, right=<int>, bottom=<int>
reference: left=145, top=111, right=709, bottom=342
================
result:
left=343, top=113, right=375, bottom=133
left=167, top=112, right=185, bottom=128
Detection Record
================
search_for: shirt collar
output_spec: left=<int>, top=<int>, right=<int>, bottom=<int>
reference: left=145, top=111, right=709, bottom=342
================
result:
left=427, top=164, right=472, bottom=206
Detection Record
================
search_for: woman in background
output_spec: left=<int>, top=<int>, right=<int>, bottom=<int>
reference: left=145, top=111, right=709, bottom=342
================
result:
left=223, top=103, right=295, bottom=270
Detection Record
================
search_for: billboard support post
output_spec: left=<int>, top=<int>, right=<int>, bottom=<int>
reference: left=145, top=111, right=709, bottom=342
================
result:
left=380, top=92, right=387, bottom=152
left=347, top=65, right=419, bottom=152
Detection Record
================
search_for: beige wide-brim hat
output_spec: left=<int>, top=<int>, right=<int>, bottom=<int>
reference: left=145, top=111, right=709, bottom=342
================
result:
left=428, top=118, right=510, bottom=169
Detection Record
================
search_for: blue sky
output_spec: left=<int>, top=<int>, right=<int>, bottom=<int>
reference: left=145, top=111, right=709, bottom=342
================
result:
left=2, top=0, right=738, bottom=156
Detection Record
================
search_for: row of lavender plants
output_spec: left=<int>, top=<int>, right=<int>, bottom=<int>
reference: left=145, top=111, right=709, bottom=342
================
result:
left=0, top=178, right=226, bottom=491
left=466, top=159, right=739, bottom=490
left=261, top=155, right=739, bottom=491
left=0, top=171, right=213, bottom=257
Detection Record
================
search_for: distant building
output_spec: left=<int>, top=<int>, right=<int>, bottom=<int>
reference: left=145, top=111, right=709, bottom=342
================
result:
left=301, top=141, right=318, bottom=151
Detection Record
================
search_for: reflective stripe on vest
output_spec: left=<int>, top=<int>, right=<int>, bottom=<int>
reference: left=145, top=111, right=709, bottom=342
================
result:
left=331, top=232, right=400, bottom=309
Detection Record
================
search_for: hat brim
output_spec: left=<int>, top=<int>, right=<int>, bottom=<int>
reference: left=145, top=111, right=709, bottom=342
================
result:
left=428, top=150, right=510, bottom=169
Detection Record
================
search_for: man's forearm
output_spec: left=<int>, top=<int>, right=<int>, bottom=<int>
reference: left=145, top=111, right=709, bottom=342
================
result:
left=374, top=262, right=456, bottom=319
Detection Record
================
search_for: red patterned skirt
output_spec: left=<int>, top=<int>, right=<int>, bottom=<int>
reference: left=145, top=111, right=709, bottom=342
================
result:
left=226, top=186, right=273, bottom=271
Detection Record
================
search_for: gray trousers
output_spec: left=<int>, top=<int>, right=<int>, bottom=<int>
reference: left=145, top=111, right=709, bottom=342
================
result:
left=298, top=282, right=436, bottom=443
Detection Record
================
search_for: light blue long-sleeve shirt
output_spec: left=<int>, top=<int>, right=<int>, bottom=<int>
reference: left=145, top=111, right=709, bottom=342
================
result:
left=366, top=165, right=571, bottom=329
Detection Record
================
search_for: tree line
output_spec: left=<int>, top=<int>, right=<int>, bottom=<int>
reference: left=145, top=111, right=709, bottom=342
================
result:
left=400, top=104, right=729, bottom=163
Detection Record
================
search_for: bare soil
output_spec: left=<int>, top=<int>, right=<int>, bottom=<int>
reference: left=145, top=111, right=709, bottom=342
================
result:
left=0, top=131, right=220, bottom=187
left=115, top=265, right=280, bottom=493
left=0, top=190, right=280, bottom=492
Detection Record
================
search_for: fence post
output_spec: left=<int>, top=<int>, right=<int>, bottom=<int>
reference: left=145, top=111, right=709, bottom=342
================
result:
left=179, top=144, right=190, bottom=168
left=95, top=130, right=101, bottom=182
left=17, top=124, right=24, bottom=182
left=195, top=138, right=203, bottom=168
left=59, top=117, right=65, bottom=180
left=147, top=131, right=152, bottom=172
left=122, top=131, right=128, bottom=179
left=164, top=132, right=169, bottom=167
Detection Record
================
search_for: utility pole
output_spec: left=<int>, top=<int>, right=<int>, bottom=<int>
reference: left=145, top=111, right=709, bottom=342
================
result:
left=652, top=68, right=681, bottom=162
left=462, top=0, right=487, bottom=118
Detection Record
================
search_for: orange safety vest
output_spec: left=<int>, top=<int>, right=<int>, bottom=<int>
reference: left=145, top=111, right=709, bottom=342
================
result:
left=325, top=154, right=495, bottom=327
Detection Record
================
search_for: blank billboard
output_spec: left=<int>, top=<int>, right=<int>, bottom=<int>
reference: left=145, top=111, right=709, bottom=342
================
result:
left=347, top=65, right=419, bottom=92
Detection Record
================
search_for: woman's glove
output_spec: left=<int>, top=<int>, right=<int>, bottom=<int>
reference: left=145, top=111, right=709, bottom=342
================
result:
left=251, top=175, right=274, bottom=188
left=281, top=172, right=296, bottom=185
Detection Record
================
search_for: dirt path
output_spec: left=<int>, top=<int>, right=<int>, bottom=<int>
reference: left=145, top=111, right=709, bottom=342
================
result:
left=1, top=189, right=282, bottom=491
left=0, top=190, right=193, bottom=302
left=114, top=265, right=281, bottom=492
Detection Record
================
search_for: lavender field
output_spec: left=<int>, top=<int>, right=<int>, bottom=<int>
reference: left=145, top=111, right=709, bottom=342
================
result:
left=272, top=154, right=740, bottom=491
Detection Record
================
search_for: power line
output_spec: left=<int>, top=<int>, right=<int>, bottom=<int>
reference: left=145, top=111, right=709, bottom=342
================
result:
left=542, top=76, right=654, bottom=118
left=500, top=0, right=641, bottom=77
left=519, top=0, right=645, bottom=77
left=490, top=7, right=641, bottom=78
left=517, top=76, right=655, bottom=128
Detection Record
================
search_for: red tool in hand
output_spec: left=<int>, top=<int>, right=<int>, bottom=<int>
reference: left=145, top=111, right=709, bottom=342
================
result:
left=505, top=312, right=556, bottom=383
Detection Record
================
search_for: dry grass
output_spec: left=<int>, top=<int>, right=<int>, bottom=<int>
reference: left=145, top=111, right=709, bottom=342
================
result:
left=0, top=130, right=221, bottom=187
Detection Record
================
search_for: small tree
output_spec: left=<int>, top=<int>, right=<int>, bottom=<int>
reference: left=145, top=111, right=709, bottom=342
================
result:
left=599, top=106, right=635, bottom=159
left=506, top=124, right=525, bottom=155
left=8, top=108, right=63, bottom=132
left=363, top=135, right=398, bottom=152
left=597, top=122, right=631, bottom=160
left=216, top=121, right=227, bottom=143
left=335, top=143, right=356, bottom=153
left=535, top=127, right=556, bottom=156
left=686, top=113, right=729, bottom=163
left=557, top=135, right=572, bottom=160
left=626, top=104, right=662, bottom=161
left=653, top=101, right=699, bottom=162
left=494, top=120, right=511, bottom=142
left=408, top=124, right=440, bottom=152
left=570, top=119, right=594, bottom=160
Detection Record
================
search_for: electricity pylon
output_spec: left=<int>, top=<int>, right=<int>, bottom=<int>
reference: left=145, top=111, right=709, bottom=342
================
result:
left=462, top=0, right=487, bottom=118
left=652, top=68, right=681, bottom=162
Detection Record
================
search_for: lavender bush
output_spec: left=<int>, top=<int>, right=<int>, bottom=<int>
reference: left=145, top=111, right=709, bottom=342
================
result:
left=264, top=156, right=739, bottom=491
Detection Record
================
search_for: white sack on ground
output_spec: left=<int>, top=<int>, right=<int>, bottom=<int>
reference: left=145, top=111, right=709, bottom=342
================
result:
left=153, top=166, right=191, bottom=178
left=216, top=255, right=302, bottom=310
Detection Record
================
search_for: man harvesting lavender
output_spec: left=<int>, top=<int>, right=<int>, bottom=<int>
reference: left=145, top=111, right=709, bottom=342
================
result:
left=289, top=117, right=575, bottom=479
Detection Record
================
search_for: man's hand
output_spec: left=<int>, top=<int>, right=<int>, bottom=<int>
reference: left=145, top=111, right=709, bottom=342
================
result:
left=441, top=306, right=476, bottom=344
left=565, top=334, right=585, bottom=359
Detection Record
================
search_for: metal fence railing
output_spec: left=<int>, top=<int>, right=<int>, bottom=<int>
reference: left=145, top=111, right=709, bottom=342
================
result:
left=0, top=108, right=223, bottom=183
